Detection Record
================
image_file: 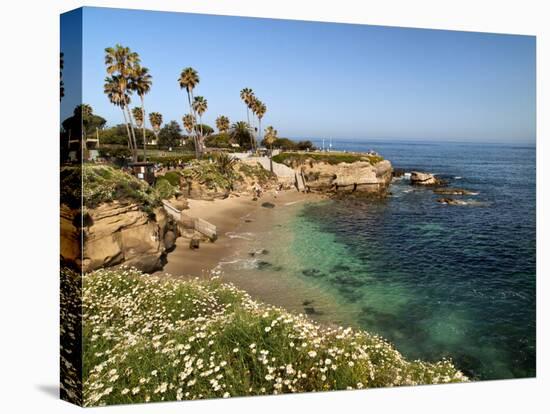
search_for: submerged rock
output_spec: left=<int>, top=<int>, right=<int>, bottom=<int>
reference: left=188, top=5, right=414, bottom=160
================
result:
left=433, top=188, right=477, bottom=196
left=261, top=202, right=276, bottom=208
left=437, top=198, right=468, bottom=206
left=302, top=268, right=324, bottom=278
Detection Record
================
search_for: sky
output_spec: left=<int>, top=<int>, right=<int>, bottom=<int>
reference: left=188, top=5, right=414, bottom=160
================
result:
left=61, top=7, right=536, bottom=143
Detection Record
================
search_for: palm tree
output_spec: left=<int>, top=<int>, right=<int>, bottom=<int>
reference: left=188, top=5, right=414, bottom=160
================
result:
left=104, top=75, right=134, bottom=153
left=192, top=96, right=208, bottom=154
left=230, top=121, right=254, bottom=149
left=148, top=112, right=163, bottom=145
left=253, top=99, right=266, bottom=150
left=104, top=44, right=140, bottom=161
left=130, top=64, right=152, bottom=160
left=215, top=115, right=230, bottom=133
left=178, top=67, right=200, bottom=158
left=182, top=114, right=196, bottom=148
left=240, top=88, right=254, bottom=127
left=264, top=125, right=278, bottom=172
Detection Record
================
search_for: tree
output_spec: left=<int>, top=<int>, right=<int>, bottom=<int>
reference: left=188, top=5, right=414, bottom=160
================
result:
left=194, top=124, right=214, bottom=136
left=148, top=112, right=163, bottom=144
left=253, top=99, right=266, bottom=150
left=264, top=125, right=278, bottom=172
left=215, top=115, right=230, bottom=133
left=230, top=121, right=254, bottom=149
left=182, top=114, right=196, bottom=148
left=240, top=88, right=254, bottom=127
left=130, top=64, right=152, bottom=160
left=104, top=44, right=141, bottom=161
left=104, top=75, right=134, bottom=153
left=192, top=96, right=208, bottom=153
left=158, top=121, right=183, bottom=149
left=178, top=67, right=200, bottom=158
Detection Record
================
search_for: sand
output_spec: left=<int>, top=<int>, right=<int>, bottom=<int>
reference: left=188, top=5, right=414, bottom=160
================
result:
left=157, top=189, right=323, bottom=278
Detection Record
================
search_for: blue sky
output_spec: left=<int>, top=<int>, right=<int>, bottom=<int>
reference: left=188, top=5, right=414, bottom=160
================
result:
left=62, top=7, right=536, bottom=143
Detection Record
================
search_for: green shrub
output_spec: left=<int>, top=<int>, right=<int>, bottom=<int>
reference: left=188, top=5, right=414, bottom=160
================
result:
left=273, top=152, right=384, bottom=167
left=77, top=268, right=467, bottom=406
left=155, top=178, right=177, bottom=200
left=82, top=165, right=161, bottom=209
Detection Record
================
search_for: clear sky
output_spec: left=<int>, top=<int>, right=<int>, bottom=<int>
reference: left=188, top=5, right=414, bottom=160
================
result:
left=63, top=7, right=536, bottom=143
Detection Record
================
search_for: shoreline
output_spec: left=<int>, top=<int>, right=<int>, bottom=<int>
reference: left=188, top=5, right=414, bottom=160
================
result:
left=157, top=189, right=325, bottom=278
left=155, top=189, right=360, bottom=327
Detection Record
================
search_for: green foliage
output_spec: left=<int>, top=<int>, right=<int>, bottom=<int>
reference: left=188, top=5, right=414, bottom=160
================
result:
left=98, top=147, right=132, bottom=160
left=272, top=152, right=384, bottom=166
left=82, top=164, right=160, bottom=208
left=162, top=171, right=182, bottom=187
left=158, top=121, right=183, bottom=149
left=238, top=162, right=275, bottom=185
left=60, top=166, right=83, bottom=209
left=78, top=267, right=467, bottom=406
left=147, top=154, right=195, bottom=167
left=205, top=133, right=233, bottom=148
left=155, top=178, right=178, bottom=200
left=194, top=123, right=214, bottom=136
left=261, top=138, right=315, bottom=151
left=181, top=160, right=236, bottom=191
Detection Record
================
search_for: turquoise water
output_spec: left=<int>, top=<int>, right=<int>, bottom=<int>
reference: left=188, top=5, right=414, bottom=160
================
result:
left=293, top=140, right=536, bottom=380
left=222, top=140, right=536, bottom=381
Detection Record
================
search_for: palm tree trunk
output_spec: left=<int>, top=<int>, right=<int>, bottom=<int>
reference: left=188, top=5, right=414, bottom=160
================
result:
left=187, top=90, right=199, bottom=159
left=140, top=95, right=147, bottom=161
left=124, top=102, right=138, bottom=162
left=121, top=106, right=133, bottom=151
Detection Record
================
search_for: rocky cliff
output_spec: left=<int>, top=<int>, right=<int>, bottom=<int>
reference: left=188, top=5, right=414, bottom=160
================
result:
left=80, top=202, right=178, bottom=273
left=298, top=159, right=393, bottom=194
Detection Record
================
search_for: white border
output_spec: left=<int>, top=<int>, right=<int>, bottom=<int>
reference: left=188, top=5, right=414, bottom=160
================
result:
left=0, top=0, right=547, bottom=412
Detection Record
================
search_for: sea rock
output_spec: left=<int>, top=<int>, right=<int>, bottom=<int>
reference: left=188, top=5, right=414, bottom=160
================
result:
left=189, top=238, right=200, bottom=249
left=410, top=171, right=442, bottom=186
left=81, top=202, right=176, bottom=273
left=261, top=202, right=275, bottom=208
left=392, top=168, right=405, bottom=178
left=437, top=198, right=468, bottom=206
left=433, top=188, right=476, bottom=196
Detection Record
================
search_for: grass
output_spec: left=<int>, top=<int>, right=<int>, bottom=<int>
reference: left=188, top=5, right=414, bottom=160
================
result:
left=75, top=267, right=467, bottom=406
left=272, top=152, right=384, bottom=167
left=82, top=164, right=161, bottom=209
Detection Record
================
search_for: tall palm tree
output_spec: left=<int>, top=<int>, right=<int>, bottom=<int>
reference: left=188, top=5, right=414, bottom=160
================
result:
left=104, top=75, right=134, bottom=153
left=264, top=125, right=278, bottom=172
left=215, top=115, right=230, bottom=133
left=148, top=112, right=163, bottom=145
left=178, top=67, right=200, bottom=158
left=240, top=88, right=254, bottom=127
left=253, top=99, right=266, bottom=150
left=192, top=96, right=208, bottom=154
left=104, top=44, right=140, bottom=161
left=182, top=114, right=196, bottom=148
left=130, top=64, right=152, bottom=160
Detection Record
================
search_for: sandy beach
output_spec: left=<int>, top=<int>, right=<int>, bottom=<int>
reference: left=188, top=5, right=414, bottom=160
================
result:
left=158, top=189, right=324, bottom=278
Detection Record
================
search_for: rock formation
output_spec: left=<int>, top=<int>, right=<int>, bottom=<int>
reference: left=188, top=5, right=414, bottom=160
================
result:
left=81, top=202, right=178, bottom=273
left=297, top=159, right=393, bottom=194
left=410, top=171, right=443, bottom=186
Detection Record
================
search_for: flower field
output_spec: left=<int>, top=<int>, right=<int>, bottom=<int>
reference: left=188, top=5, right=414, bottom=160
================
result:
left=62, top=268, right=468, bottom=406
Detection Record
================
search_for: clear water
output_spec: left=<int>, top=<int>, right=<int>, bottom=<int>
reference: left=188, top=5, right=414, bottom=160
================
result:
left=223, top=140, right=536, bottom=380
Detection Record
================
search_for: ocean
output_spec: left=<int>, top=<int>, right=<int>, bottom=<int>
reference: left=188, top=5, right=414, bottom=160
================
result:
left=220, top=140, right=536, bottom=381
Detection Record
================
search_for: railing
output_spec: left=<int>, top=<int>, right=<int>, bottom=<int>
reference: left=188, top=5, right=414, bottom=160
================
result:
left=161, top=200, right=217, bottom=241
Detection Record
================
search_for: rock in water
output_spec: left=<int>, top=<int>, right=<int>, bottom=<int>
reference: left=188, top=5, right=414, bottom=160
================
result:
left=189, top=238, right=200, bottom=249
left=437, top=198, right=468, bottom=206
left=261, top=202, right=275, bottom=208
left=410, top=171, right=442, bottom=186
left=433, top=188, right=477, bottom=195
